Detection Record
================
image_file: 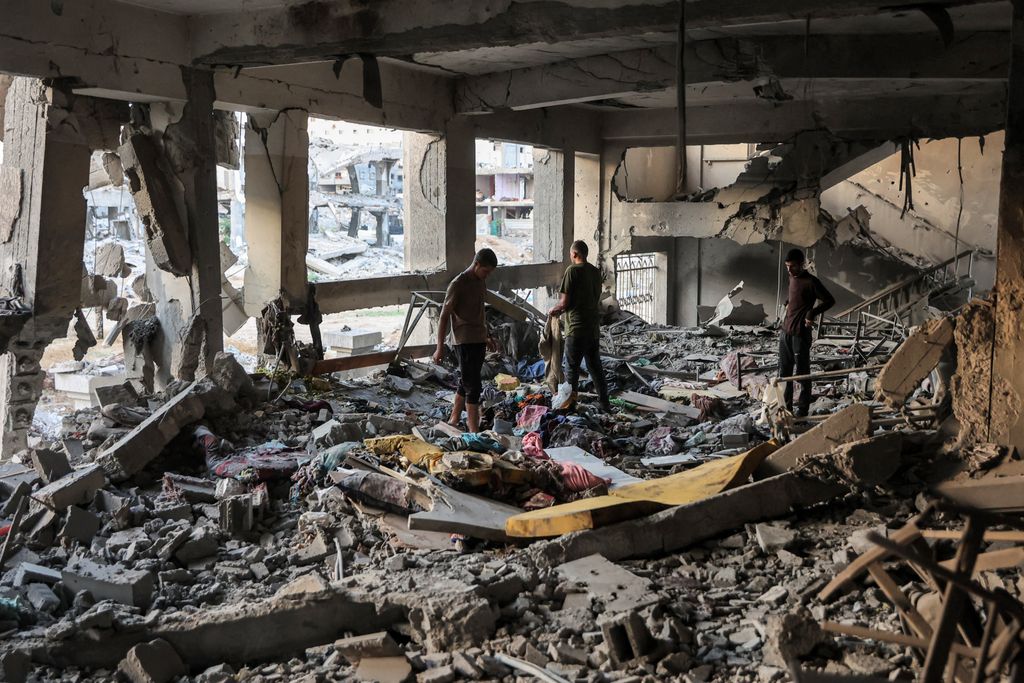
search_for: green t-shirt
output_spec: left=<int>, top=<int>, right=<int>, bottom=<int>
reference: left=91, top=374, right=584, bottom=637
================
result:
left=559, top=262, right=602, bottom=338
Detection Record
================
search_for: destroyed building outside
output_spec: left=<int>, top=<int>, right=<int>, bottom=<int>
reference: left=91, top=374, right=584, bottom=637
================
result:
left=0, top=1, right=1023, bottom=681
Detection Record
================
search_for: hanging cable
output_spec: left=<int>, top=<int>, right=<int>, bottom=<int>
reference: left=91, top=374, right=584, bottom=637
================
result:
left=898, top=138, right=917, bottom=219
left=953, top=137, right=965, bottom=273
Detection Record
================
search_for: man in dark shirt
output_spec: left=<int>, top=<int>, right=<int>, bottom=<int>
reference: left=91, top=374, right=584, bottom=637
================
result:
left=549, top=240, right=610, bottom=410
left=779, top=248, right=835, bottom=417
left=433, top=248, right=498, bottom=432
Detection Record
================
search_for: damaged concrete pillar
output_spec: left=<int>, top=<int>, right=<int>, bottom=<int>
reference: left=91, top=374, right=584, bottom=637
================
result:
left=990, top=0, right=1024, bottom=448
left=533, top=147, right=575, bottom=265
left=402, top=132, right=446, bottom=272
left=0, top=79, right=104, bottom=455
left=243, top=109, right=309, bottom=315
left=445, top=117, right=477, bottom=269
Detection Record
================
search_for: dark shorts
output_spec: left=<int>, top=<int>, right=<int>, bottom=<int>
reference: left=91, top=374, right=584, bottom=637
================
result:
left=456, top=343, right=485, bottom=404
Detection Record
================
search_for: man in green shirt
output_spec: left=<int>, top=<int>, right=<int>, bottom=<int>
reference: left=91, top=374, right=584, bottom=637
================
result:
left=549, top=240, right=610, bottom=410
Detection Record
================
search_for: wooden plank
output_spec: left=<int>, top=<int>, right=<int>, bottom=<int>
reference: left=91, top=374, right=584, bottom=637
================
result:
left=821, top=622, right=980, bottom=658
left=505, top=496, right=660, bottom=539
left=616, top=390, right=701, bottom=419
left=312, top=344, right=435, bottom=375
left=939, top=547, right=1024, bottom=574
left=922, top=530, right=1024, bottom=543
left=867, top=563, right=934, bottom=640
left=921, top=517, right=985, bottom=683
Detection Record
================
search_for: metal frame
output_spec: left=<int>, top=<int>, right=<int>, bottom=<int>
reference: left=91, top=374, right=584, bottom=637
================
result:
left=614, top=252, right=658, bottom=323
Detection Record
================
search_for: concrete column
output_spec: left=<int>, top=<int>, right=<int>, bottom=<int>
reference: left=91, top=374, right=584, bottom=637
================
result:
left=574, top=152, right=601, bottom=247
left=372, top=210, right=389, bottom=247
left=533, top=148, right=575, bottom=264
left=173, top=68, right=224, bottom=375
left=243, top=109, right=309, bottom=314
left=0, top=79, right=92, bottom=456
left=989, top=0, right=1024, bottom=447
left=445, top=117, right=477, bottom=270
left=403, top=131, right=446, bottom=273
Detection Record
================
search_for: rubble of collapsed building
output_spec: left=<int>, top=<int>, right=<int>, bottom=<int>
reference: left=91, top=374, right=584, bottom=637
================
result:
left=7, top=1, right=1024, bottom=682
left=0, top=268, right=1018, bottom=683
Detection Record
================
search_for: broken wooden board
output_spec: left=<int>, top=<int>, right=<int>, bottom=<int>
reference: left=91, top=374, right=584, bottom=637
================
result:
left=507, top=442, right=776, bottom=538
left=311, top=345, right=435, bottom=376
left=545, top=446, right=642, bottom=490
left=757, top=403, right=872, bottom=478
left=408, top=480, right=523, bottom=542
left=932, top=474, right=1024, bottom=512
left=556, top=554, right=657, bottom=613
left=611, top=440, right=777, bottom=505
left=875, top=317, right=953, bottom=407
left=617, top=390, right=701, bottom=419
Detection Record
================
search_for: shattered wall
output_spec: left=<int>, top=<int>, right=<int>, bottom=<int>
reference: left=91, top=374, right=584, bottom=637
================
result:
left=951, top=298, right=997, bottom=447
left=821, top=135, right=1000, bottom=292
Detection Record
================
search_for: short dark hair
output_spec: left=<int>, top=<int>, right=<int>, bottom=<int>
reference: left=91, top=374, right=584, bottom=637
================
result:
left=474, top=248, right=498, bottom=268
left=570, top=240, right=589, bottom=258
left=785, top=248, right=805, bottom=263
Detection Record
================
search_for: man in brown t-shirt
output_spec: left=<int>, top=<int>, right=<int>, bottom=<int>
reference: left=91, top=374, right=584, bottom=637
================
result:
left=779, top=248, right=835, bottom=416
left=433, top=248, right=498, bottom=432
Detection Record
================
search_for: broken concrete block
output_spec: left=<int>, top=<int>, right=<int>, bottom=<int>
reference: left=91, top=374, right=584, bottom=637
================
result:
left=209, top=351, right=254, bottom=398
left=354, top=656, right=413, bottom=683
left=12, top=562, right=61, bottom=586
left=276, top=572, right=331, bottom=600
left=94, top=381, right=139, bottom=408
left=311, top=419, right=362, bottom=450
left=174, top=526, right=219, bottom=563
left=94, top=241, right=128, bottom=278
left=119, top=133, right=191, bottom=277
left=164, top=473, right=217, bottom=503
left=324, top=328, right=382, bottom=353
left=97, top=384, right=205, bottom=481
left=26, top=583, right=60, bottom=612
left=60, top=505, right=101, bottom=544
left=219, top=494, right=253, bottom=535
left=601, top=611, right=654, bottom=667
left=758, top=403, right=872, bottom=477
left=876, top=316, right=954, bottom=407
left=106, top=296, right=129, bottom=322
left=828, top=431, right=903, bottom=486
left=33, top=464, right=105, bottom=510
left=62, top=557, right=155, bottom=607
left=119, top=638, right=187, bottom=683
left=754, top=524, right=796, bottom=553
left=30, top=448, right=71, bottom=484
left=292, top=533, right=330, bottom=566
left=335, top=631, right=403, bottom=661
left=762, top=609, right=826, bottom=668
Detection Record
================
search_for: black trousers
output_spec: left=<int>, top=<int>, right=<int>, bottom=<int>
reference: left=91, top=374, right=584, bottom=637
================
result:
left=456, top=343, right=485, bottom=404
left=565, top=334, right=609, bottom=405
left=779, top=330, right=812, bottom=413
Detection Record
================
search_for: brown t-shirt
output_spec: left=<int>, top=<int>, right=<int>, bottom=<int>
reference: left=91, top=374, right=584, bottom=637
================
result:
left=782, top=271, right=835, bottom=335
left=444, top=270, right=487, bottom=345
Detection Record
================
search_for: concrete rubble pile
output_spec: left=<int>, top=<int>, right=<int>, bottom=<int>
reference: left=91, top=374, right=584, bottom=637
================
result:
left=0, top=292, right=1016, bottom=683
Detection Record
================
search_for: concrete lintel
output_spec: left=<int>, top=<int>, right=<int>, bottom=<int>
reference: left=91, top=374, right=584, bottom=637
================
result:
left=457, top=32, right=1011, bottom=114
left=466, top=108, right=602, bottom=156
left=601, top=89, right=1009, bottom=145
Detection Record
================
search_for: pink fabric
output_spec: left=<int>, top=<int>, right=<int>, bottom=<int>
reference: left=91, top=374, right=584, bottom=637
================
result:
left=516, top=405, right=549, bottom=432
left=559, top=461, right=610, bottom=492
left=522, top=431, right=548, bottom=460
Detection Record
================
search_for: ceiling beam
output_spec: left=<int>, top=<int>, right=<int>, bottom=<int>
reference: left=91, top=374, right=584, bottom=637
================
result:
left=189, top=0, right=998, bottom=67
left=457, top=31, right=1010, bottom=113
left=601, top=86, right=1007, bottom=144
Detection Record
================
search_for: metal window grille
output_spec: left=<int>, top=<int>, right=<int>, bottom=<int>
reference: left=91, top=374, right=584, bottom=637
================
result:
left=615, top=252, right=658, bottom=323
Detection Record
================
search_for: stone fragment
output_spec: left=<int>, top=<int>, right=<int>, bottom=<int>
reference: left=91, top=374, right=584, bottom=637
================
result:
left=33, top=464, right=105, bottom=510
left=334, top=631, right=403, bottom=661
left=759, top=403, right=872, bottom=476
left=94, top=382, right=139, bottom=408
left=30, top=448, right=71, bottom=483
left=174, top=526, right=219, bottom=563
left=0, top=650, right=29, bottom=683
left=26, top=583, right=60, bottom=612
left=762, top=609, right=826, bottom=668
left=13, top=562, right=61, bottom=586
left=292, top=534, right=330, bottom=566
left=119, top=638, right=187, bottom=683
left=355, top=657, right=412, bottom=683
left=62, top=557, right=155, bottom=607
left=417, top=665, right=455, bottom=683
left=95, top=241, right=127, bottom=278
left=219, top=494, right=253, bottom=535
left=210, top=351, right=254, bottom=398
left=876, top=316, right=953, bottom=407
left=276, top=572, right=331, bottom=599
left=759, top=585, right=789, bottom=605
left=601, top=610, right=654, bottom=667
left=754, top=524, right=796, bottom=553
left=311, top=419, right=362, bottom=450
